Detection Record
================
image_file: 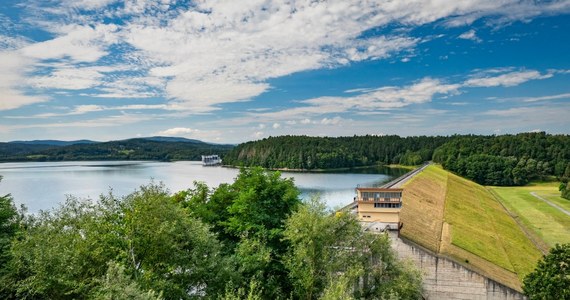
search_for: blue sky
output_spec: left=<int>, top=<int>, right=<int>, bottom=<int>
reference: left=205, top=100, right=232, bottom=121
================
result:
left=1, top=0, right=569, bottom=143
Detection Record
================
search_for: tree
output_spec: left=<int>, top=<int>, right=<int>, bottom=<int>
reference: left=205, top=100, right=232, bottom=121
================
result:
left=179, top=168, right=302, bottom=298
left=283, top=197, right=423, bottom=300
left=0, top=178, right=20, bottom=271
left=120, top=183, right=229, bottom=299
left=3, top=183, right=229, bottom=299
left=223, top=167, right=301, bottom=298
left=560, top=179, right=570, bottom=200
left=523, top=243, right=570, bottom=299
left=0, top=177, right=24, bottom=299
left=90, top=262, right=162, bottom=300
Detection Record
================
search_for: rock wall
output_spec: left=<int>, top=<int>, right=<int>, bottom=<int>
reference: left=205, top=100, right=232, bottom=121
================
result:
left=387, top=231, right=526, bottom=300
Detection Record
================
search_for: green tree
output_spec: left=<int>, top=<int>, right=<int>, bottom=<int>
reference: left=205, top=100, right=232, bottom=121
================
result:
left=90, top=262, right=162, bottom=300
left=3, top=183, right=229, bottom=299
left=0, top=177, right=24, bottom=299
left=223, top=167, right=301, bottom=298
left=560, top=179, right=570, bottom=200
left=0, top=178, right=20, bottom=271
left=283, top=197, right=422, bottom=300
left=120, top=183, right=229, bottom=299
left=523, top=243, right=570, bottom=299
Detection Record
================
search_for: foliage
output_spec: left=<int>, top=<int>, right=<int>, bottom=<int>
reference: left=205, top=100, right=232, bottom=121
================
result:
left=523, top=243, right=570, bottom=300
left=223, top=132, right=570, bottom=187
left=560, top=178, right=570, bottom=200
left=224, top=135, right=451, bottom=169
left=91, top=262, right=163, bottom=300
left=0, top=138, right=233, bottom=162
left=183, top=167, right=301, bottom=298
left=433, top=132, right=570, bottom=186
left=221, top=281, right=263, bottom=300
left=0, top=177, right=25, bottom=299
left=1, top=183, right=228, bottom=299
left=283, top=197, right=423, bottom=300
left=0, top=180, right=20, bottom=270
left=0, top=168, right=424, bottom=299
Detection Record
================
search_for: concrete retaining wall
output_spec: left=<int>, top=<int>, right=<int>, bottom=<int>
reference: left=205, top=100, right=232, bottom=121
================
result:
left=387, top=231, right=526, bottom=300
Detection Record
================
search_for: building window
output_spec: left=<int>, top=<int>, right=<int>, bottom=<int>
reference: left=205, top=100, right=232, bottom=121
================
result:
left=374, top=202, right=402, bottom=208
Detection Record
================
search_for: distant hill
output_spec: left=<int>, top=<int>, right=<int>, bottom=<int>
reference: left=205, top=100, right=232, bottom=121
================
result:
left=0, top=137, right=233, bottom=162
left=8, top=139, right=98, bottom=146
left=140, top=136, right=203, bottom=143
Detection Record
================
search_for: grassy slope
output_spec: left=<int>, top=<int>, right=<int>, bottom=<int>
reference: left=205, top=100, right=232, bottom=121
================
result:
left=400, top=165, right=542, bottom=290
left=399, top=165, right=447, bottom=253
left=489, top=183, right=570, bottom=248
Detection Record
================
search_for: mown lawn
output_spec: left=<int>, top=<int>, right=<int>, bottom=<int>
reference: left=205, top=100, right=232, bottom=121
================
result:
left=490, top=184, right=570, bottom=248
left=526, top=181, right=570, bottom=212
left=402, top=165, right=542, bottom=288
left=444, top=172, right=542, bottom=281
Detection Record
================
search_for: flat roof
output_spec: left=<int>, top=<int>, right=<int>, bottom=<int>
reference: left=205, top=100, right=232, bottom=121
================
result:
left=356, top=187, right=403, bottom=192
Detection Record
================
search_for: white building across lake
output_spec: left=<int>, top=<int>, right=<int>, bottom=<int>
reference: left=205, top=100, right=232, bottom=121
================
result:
left=201, top=155, right=222, bottom=166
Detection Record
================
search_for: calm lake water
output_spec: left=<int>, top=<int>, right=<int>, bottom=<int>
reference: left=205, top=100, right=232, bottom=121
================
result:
left=0, top=161, right=406, bottom=213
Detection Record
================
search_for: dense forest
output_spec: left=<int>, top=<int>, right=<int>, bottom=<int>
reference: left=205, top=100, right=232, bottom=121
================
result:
left=224, top=133, right=570, bottom=187
left=0, top=170, right=422, bottom=299
left=223, top=135, right=452, bottom=169
left=432, top=132, right=570, bottom=186
left=0, top=138, right=233, bottom=162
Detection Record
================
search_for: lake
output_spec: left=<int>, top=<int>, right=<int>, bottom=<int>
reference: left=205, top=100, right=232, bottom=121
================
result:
left=0, top=161, right=406, bottom=213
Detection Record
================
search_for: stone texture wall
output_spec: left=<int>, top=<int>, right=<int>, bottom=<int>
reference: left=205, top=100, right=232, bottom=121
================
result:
left=387, top=231, right=526, bottom=300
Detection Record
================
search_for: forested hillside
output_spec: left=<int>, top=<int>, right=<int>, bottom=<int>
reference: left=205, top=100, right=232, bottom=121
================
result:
left=432, top=132, right=570, bottom=186
left=0, top=138, right=233, bottom=162
left=224, top=133, right=570, bottom=186
left=223, top=135, right=452, bottom=169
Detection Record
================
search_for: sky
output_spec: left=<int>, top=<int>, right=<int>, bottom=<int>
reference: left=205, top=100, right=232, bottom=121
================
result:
left=0, top=0, right=569, bottom=143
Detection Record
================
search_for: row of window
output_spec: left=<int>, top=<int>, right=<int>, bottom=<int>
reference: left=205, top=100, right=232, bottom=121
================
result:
left=360, top=192, right=402, bottom=199
left=374, top=203, right=402, bottom=208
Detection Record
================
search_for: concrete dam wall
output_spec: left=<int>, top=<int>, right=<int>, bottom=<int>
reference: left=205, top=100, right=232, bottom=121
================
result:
left=388, top=232, right=526, bottom=300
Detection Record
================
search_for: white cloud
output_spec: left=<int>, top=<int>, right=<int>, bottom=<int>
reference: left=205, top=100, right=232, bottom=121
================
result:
left=29, top=67, right=104, bottom=90
left=4, top=104, right=173, bottom=119
left=0, top=51, right=48, bottom=110
left=21, top=24, right=118, bottom=63
left=522, top=93, right=570, bottom=102
left=250, top=67, right=555, bottom=123
left=6, top=0, right=570, bottom=114
left=464, top=70, right=552, bottom=87
left=157, top=127, right=198, bottom=136
left=484, top=106, right=560, bottom=117
left=320, top=117, right=343, bottom=125
left=255, top=77, right=461, bottom=121
left=272, top=123, right=281, bottom=129
left=61, top=0, right=118, bottom=10
left=154, top=127, right=224, bottom=141
left=458, top=29, right=481, bottom=42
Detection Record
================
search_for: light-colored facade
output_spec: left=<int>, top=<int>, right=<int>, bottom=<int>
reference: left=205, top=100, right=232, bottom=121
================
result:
left=201, top=155, right=222, bottom=166
left=355, top=187, right=403, bottom=230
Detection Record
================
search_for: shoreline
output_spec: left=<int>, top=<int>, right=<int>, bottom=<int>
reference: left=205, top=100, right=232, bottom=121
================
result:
left=222, top=163, right=415, bottom=173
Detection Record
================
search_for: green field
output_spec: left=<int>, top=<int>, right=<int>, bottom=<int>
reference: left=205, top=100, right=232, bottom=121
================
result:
left=489, top=183, right=570, bottom=248
left=444, top=172, right=542, bottom=282
left=401, top=165, right=543, bottom=289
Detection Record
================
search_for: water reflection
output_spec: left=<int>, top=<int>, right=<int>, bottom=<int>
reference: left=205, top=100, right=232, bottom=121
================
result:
left=0, top=161, right=402, bottom=213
